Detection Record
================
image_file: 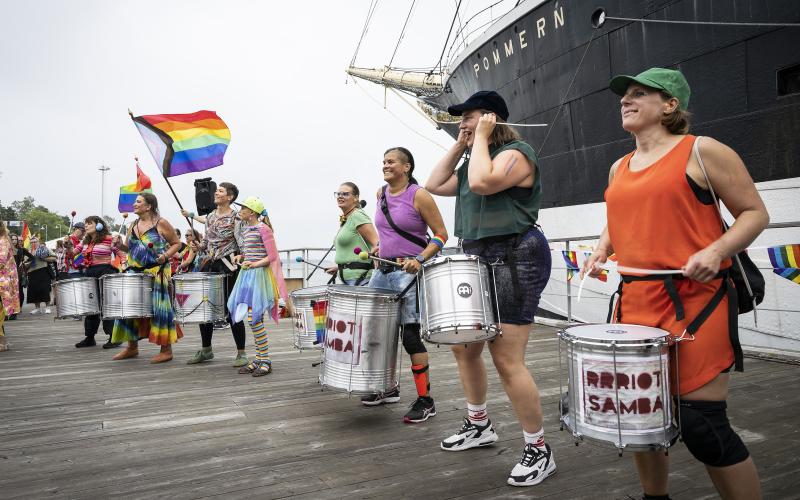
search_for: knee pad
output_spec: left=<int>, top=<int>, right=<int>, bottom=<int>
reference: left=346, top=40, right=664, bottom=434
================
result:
left=402, top=323, right=427, bottom=355
left=678, top=399, right=750, bottom=467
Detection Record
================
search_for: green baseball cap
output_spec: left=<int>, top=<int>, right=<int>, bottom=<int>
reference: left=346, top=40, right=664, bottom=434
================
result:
left=610, top=67, right=690, bottom=110
left=235, top=196, right=266, bottom=216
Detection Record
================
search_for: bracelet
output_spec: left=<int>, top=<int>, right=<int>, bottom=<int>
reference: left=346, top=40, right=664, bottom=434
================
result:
left=431, top=235, right=446, bottom=250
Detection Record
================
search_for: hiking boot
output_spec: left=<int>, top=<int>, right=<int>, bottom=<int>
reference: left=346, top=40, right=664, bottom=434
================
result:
left=440, top=417, right=499, bottom=451
left=403, top=396, right=436, bottom=423
left=361, top=386, right=400, bottom=406
left=187, top=349, right=214, bottom=364
left=507, top=443, right=557, bottom=487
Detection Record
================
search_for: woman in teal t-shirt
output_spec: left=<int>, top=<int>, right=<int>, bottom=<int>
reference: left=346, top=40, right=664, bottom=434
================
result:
left=326, top=182, right=378, bottom=285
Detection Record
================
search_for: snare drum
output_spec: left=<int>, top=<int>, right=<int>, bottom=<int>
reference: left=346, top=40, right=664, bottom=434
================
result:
left=53, top=277, right=100, bottom=318
left=319, top=285, right=401, bottom=394
left=419, top=254, right=500, bottom=344
left=100, top=273, right=154, bottom=319
left=172, top=273, right=226, bottom=324
left=289, top=286, right=328, bottom=350
left=559, top=323, right=678, bottom=451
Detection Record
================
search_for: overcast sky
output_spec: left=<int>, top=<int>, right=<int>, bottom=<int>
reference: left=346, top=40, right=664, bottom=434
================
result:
left=0, top=0, right=519, bottom=247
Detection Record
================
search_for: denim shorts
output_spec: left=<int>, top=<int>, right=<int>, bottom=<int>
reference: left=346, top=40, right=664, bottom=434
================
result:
left=367, top=268, right=418, bottom=324
left=463, top=228, right=551, bottom=325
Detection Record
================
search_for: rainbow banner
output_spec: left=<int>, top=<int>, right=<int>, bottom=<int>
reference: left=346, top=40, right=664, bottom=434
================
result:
left=562, top=250, right=579, bottom=282
left=118, top=159, right=153, bottom=213
left=768, top=244, right=800, bottom=284
left=312, top=299, right=328, bottom=345
left=130, top=110, right=230, bottom=178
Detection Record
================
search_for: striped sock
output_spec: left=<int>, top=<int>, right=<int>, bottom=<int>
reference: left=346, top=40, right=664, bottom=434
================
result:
left=248, top=311, right=270, bottom=366
left=467, top=402, right=488, bottom=426
left=523, top=428, right=546, bottom=450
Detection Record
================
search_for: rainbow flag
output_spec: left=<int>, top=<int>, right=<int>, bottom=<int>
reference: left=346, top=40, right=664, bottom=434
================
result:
left=312, top=299, right=328, bottom=345
left=562, top=250, right=578, bottom=281
left=131, top=110, right=230, bottom=177
left=768, top=244, right=800, bottom=284
left=20, top=222, right=31, bottom=250
left=118, top=160, right=153, bottom=213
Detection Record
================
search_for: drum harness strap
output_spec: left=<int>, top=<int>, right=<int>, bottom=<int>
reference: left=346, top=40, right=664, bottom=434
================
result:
left=335, top=262, right=373, bottom=286
left=608, top=268, right=743, bottom=371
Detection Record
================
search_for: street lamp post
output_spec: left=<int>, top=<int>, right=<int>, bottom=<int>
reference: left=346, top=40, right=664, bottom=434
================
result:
left=99, top=165, right=111, bottom=217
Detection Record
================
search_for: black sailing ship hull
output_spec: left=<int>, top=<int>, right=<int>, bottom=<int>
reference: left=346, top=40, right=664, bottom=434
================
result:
left=425, top=0, right=800, bottom=209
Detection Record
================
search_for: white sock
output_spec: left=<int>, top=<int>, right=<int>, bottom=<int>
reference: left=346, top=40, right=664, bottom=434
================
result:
left=523, top=428, right=546, bottom=450
left=467, top=402, right=488, bottom=426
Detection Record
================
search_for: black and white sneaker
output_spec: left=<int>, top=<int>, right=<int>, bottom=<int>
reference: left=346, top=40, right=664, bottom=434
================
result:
left=403, top=396, right=436, bottom=423
left=361, top=386, right=400, bottom=406
left=440, top=417, right=499, bottom=451
left=507, top=443, right=557, bottom=487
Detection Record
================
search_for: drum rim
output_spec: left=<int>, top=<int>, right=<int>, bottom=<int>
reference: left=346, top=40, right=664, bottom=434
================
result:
left=54, top=277, right=98, bottom=285
left=423, top=253, right=483, bottom=267
left=561, top=323, right=671, bottom=344
left=100, top=273, right=153, bottom=281
left=561, top=414, right=679, bottom=451
left=290, top=285, right=331, bottom=298
left=327, top=284, right=398, bottom=299
left=172, top=272, right=226, bottom=280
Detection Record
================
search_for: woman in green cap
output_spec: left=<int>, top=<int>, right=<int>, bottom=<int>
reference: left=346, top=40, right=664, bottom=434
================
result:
left=583, top=67, right=767, bottom=500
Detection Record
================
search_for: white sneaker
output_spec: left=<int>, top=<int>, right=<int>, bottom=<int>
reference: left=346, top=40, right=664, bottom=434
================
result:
left=30, top=309, right=41, bottom=315
left=440, top=417, right=499, bottom=451
left=44, top=308, right=52, bottom=314
left=507, top=443, right=557, bottom=487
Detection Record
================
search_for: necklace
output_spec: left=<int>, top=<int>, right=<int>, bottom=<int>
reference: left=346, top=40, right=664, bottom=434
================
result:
left=339, top=206, right=357, bottom=226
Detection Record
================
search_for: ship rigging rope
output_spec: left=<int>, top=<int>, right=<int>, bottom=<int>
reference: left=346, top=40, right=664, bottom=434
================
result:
left=388, top=0, right=417, bottom=67
left=350, top=0, right=379, bottom=67
left=432, top=0, right=463, bottom=74
left=605, top=15, right=800, bottom=28
left=537, top=30, right=597, bottom=156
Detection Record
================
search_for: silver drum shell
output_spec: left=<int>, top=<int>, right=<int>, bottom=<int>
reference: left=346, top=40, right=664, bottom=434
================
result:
left=54, top=277, right=101, bottom=318
left=289, top=285, right=328, bottom=350
left=101, top=274, right=154, bottom=319
left=319, top=285, right=401, bottom=394
left=172, top=273, right=226, bottom=324
left=419, top=254, right=500, bottom=344
left=558, top=324, right=678, bottom=451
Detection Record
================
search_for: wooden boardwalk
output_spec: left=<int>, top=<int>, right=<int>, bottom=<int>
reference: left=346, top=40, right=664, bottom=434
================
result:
left=1, top=308, right=798, bottom=499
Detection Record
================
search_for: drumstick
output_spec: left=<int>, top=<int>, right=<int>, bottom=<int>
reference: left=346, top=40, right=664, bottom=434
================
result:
left=295, top=256, right=327, bottom=271
left=353, top=247, right=402, bottom=267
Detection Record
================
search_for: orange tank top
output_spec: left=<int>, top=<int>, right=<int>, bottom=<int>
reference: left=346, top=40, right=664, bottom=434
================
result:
left=605, top=135, right=731, bottom=271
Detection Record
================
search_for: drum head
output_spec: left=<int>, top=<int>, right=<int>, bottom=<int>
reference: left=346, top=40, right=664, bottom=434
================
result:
left=56, top=277, right=96, bottom=285
left=563, top=323, right=670, bottom=343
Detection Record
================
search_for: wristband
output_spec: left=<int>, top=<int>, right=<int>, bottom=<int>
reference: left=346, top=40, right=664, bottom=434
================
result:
left=431, top=235, right=446, bottom=250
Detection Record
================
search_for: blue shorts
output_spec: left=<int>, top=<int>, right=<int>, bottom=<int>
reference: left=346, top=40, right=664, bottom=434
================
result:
left=463, top=228, right=551, bottom=325
left=367, top=268, right=418, bottom=324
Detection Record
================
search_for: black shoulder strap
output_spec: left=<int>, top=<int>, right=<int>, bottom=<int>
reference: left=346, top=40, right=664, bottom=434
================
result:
left=380, top=185, right=428, bottom=249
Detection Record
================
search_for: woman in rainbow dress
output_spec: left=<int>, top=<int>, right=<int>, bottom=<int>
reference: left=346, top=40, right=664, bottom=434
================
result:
left=111, top=193, right=184, bottom=363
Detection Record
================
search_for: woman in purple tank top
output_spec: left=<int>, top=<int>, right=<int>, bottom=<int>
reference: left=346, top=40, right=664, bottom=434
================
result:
left=362, top=147, right=448, bottom=425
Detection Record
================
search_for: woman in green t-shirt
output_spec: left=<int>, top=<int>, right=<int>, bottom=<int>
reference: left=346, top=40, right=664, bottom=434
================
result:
left=325, top=182, right=378, bottom=285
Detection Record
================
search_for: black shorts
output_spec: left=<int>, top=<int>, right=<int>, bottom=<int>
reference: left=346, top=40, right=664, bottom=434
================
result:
left=463, top=228, right=551, bottom=325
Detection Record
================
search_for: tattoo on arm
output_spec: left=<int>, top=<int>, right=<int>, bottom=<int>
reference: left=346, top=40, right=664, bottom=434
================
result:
left=503, top=156, right=518, bottom=176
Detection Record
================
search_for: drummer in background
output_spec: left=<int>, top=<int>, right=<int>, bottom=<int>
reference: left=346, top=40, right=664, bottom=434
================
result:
left=74, top=216, right=122, bottom=349
left=179, top=229, right=204, bottom=273
left=582, top=68, right=766, bottom=500
left=169, top=228, right=189, bottom=274
left=426, top=91, right=555, bottom=487
left=227, top=197, right=288, bottom=377
left=65, top=222, right=86, bottom=277
left=361, top=147, right=447, bottom=424
left=181, top=182, right=249, bottom=367
left=111, top=193, right=183, bottom=363
left=325, top=182, right=378, bottom=285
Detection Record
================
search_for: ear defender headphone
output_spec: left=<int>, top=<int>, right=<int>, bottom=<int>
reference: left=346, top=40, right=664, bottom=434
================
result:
left=96, top=222, right=104, bottom=232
